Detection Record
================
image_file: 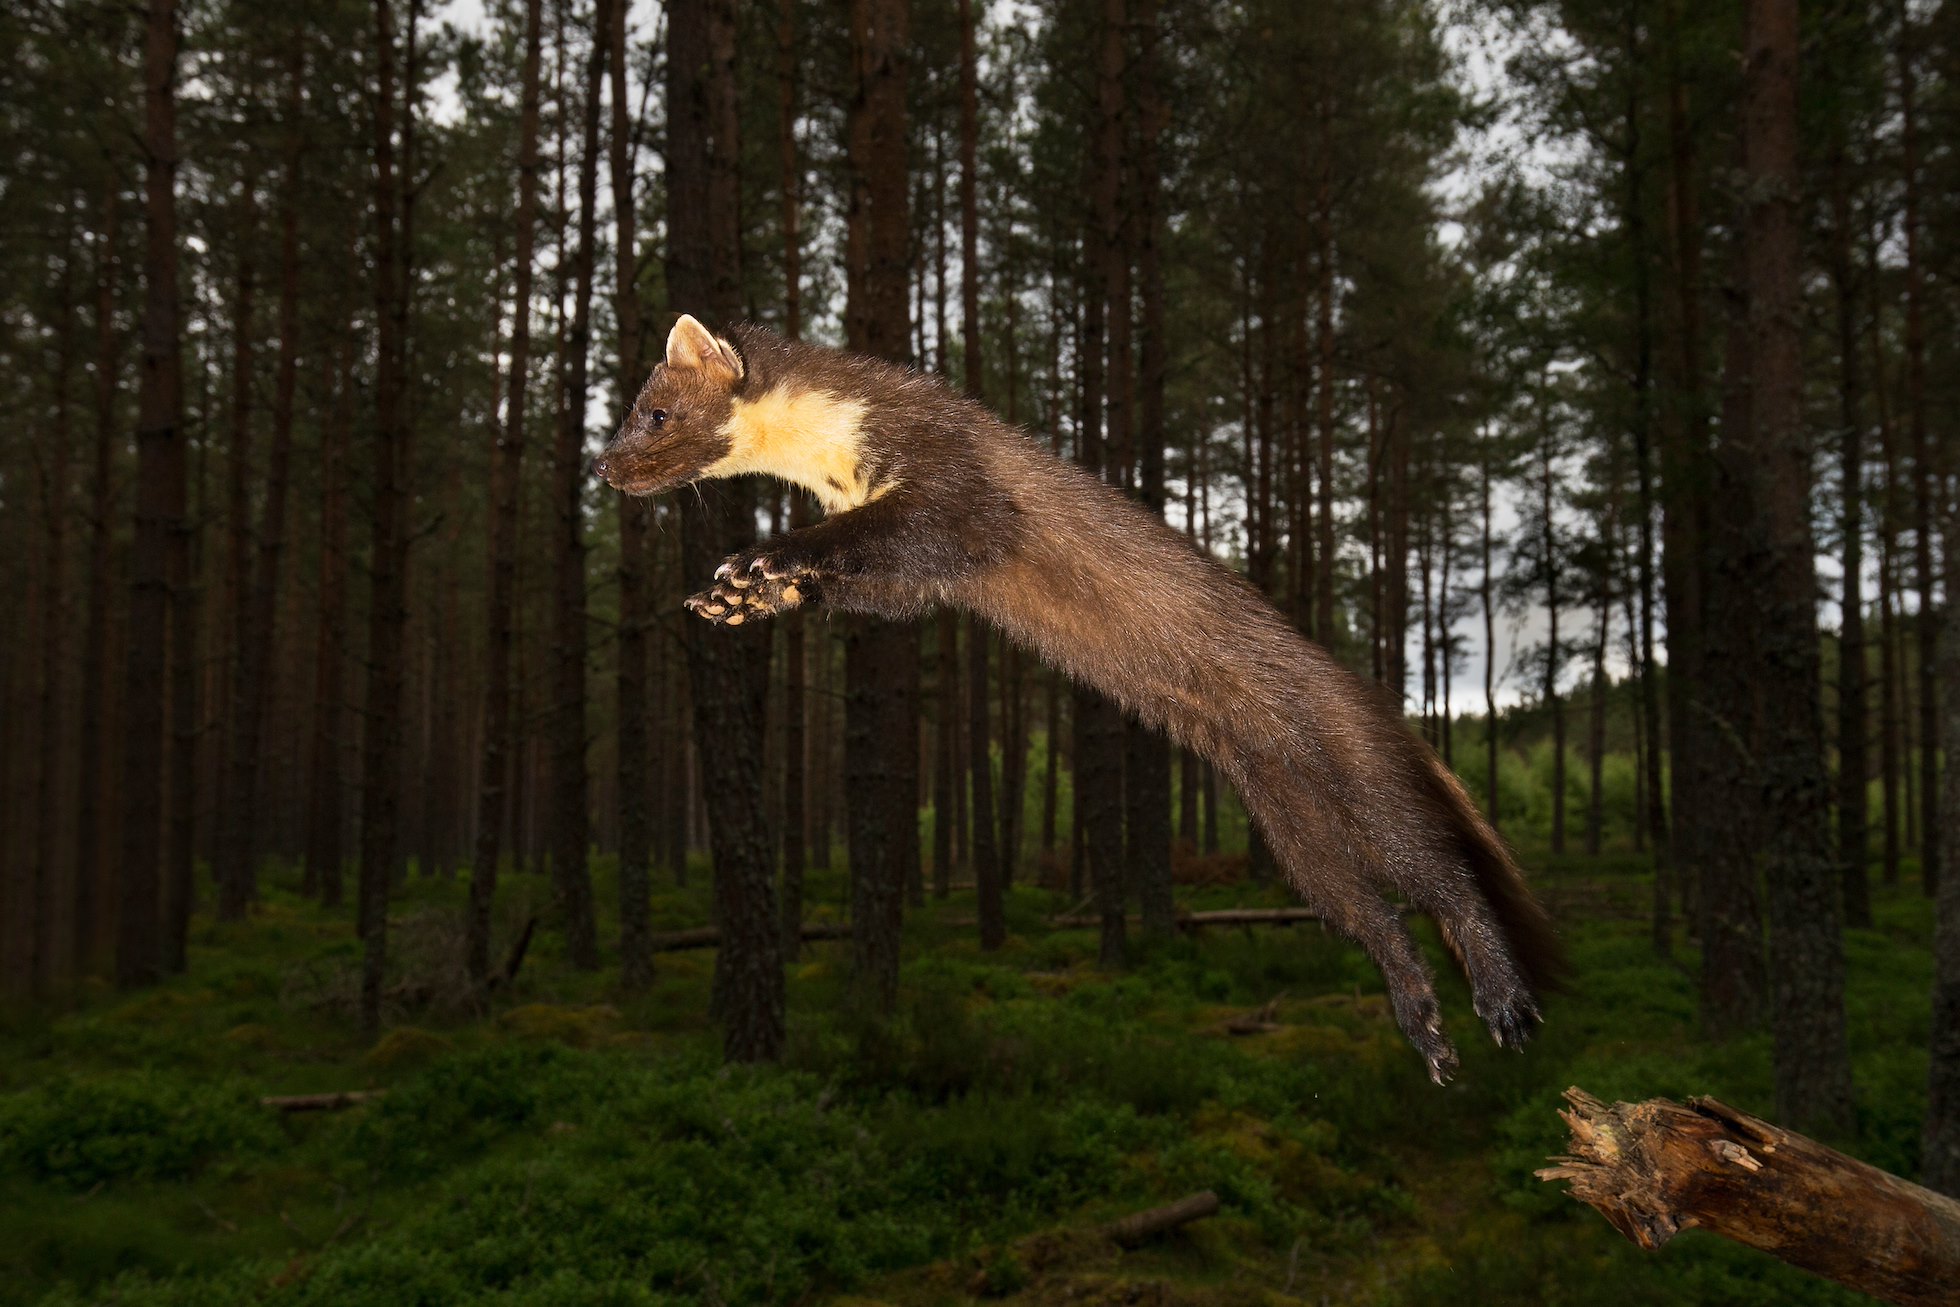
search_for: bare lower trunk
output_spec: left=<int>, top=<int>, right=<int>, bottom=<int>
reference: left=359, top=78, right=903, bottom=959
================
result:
left=612, top=0, right=652, bottom=991
left=469, top=0, right=542, bottom=979
left=672, top=0, right=783, bottom=1057
left=359, top=0, right=410, bottom=1034
left=548, top=0, right=608, bottom=971
left=117, top=0, right=183, bottom=991
left=76, top=185, right=122, bottom=974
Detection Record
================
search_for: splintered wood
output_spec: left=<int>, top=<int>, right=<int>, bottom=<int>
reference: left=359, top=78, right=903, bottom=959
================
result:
left=1539, top=1087, right=1960, bottom=1306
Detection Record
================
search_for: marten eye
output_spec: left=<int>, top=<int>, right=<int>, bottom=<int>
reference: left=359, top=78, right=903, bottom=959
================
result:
left=650, top=408, right=668, bottom=429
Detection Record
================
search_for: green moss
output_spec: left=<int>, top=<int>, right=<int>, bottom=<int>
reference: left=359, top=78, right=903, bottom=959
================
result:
left=363, top=1026, right=453, bottom=1071
left=0, top=860, right=1920, bottom=1307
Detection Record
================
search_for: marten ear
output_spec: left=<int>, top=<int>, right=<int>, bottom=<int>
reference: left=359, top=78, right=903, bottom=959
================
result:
left=666, top=314, right=744, bottom=388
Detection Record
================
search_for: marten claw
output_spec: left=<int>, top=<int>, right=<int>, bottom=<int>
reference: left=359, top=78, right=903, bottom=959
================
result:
left=686, top=570, right=817, bottom=626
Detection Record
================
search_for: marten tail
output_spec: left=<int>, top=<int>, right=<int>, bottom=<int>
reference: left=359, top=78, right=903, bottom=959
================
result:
left=1412, top=742, right=1567, bottom=1000
left=1221, top=688, right=1565, bottom=1084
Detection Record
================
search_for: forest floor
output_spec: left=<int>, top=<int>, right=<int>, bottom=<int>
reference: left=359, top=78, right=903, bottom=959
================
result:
left=0, top=852, right=1935, bottom=1306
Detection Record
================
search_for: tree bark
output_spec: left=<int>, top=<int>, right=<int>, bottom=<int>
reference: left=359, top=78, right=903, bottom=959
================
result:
left=305, top=283, right=356, bottom=910
left=1710, top=0, right=1851, bottom=1129
left=775, top=0, right=810, bottom=960
left=1079, top=0, right=1129, bottom=966
left=1927, top=504, right=1960, bottom=1194
left=1538, top=394, right=1567, bottom=857
left=841, top=0, right=914, bottom=1012
left=1828, top=137, right=1870, bottom=929
left=1620, top=35, right=1669, bottom=933
left=468, top=0, right=544, bottom=984
left=219, top=43, right=306, bottom=923
left=957, top=0, right=1005, bottom=950
left=548, top=0, right=608, bottom=971
left=1481, top=434, right=1500, bottom=829
left=76, top=181, right=121, bottom=975
left=611, top=0, right=652, bottom=991
left=117, top=0, right=183, bottom=991
left=1870, top=235, right=1902, bottom=890
left=1659, top=0, right=1712, bottom=933
left=1129, top=0, right=1174, bottom=942
left=213, top=159, right=259, bottom=923
left=31, top=244, right=79, bottom=994
left=1895, top=0, right=1938, bottom=896
left=359, top=0, right=411, bottom=1034
left=670, top=0, right=784, bottom=1059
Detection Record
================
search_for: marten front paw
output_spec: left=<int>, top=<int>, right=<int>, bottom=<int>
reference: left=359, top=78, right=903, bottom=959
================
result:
left=685, top=559, right=818, bottom=626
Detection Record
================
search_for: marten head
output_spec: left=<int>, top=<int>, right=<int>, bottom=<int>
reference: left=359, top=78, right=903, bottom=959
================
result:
left=595, top=314, right=745, bottom=496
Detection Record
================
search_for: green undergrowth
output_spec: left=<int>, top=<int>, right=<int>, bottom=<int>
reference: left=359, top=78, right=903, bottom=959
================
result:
left=0, top=855, right=1935, bottom=1305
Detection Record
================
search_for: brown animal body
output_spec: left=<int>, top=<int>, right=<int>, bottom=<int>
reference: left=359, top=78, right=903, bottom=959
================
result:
left=596, top=316, right=1563, bottom=1082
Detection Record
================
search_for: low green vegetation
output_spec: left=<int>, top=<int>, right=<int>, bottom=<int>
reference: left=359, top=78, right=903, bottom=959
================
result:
left=0, top=853, right=1933, bottom=1305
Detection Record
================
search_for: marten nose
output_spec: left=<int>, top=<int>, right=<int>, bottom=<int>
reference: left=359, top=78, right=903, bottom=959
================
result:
left=591, top=452, right=613, bottom=480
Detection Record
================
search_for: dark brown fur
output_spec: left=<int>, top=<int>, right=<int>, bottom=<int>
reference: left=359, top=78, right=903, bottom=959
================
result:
left=597, top=318, right=1565, bottom=1081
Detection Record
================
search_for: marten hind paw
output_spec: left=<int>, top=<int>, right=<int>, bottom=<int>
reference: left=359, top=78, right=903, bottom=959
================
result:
left=1476, top=986, right=1542, bottom=1050
left=1384, top=981, right=1460, bottom=1085
left=716, top=547, right=812, bottom=586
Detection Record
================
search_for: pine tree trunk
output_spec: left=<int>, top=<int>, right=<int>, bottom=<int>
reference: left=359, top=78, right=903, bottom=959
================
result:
left=1587, top=573, right=1609, bottom=857
left=359, top=0, right=411, bottom=1034
left=1925, top=506, right=1960, bottom=1193
left=1482, top=438, right=1500, bottom=829
left=75, top=183, right=121, bottom=975
left=1620, top=30, right=1670, bottom=927
left=161, top=382, right=198, bottom=976
left=549, top=0, right=606, bottom=971
left=672, top=0, right=784, bottom=1057
left=305, top=293, right=355, bottom=910
left=933, top=615, right=956, bottom=894
left=1540, top=408, right=1566, bottom=857
left=1829, top=138, right=1870, bottom=929
left=1896, top=2, right=1938, bottom=897
left=1129, top=0, right=1174, bottom=942
left=1079, top=0, right=1129, bottom=966
left=1660, top=0, right=1711, bottom=929
left=611, top=0, right=653, bottom=991
left=468, top=0, right=543, bottom=983
left=1720, top=0, right=1852, bottom=1131
left=31, top=246, right=78, bottom=994
left=213, top=158, right=259, bottom=921
left=1872, top=256, right=1902, bottom=890
left=117, top=0, right=184, bottom=991
left=956, top=0, right=1005, bottom=948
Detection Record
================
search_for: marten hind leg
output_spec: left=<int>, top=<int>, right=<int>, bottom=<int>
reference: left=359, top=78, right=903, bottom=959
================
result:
left=1390, top=869, right=1541, bottom=1049
left=1330, top=890, right=1460, bottom=1083
left=1238, top=773, right=1461, bottom=1082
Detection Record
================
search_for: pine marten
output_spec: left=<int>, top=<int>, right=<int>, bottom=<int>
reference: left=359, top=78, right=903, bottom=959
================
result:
left=595, top=314, right=1564, bottom=1082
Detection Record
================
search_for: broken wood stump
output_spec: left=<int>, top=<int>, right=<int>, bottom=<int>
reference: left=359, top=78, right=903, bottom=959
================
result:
left=1539, top=1086, right=1960, bottom=1307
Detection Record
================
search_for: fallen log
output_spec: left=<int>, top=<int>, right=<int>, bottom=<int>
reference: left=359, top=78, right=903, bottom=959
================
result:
left=1047, top=908, right=1329, bottom=931
left=1538, top=1086, right=1960, bottom=1307
left=260, top=1090, right=387, bottom=1113
left=651, top=921, right=853, bottom=952
left=662, top=908, right=1335, bottom=950
left=1105, top=1191, right=1221, bottom=1247
left=1211, top=991, right=1289, bottom=1037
